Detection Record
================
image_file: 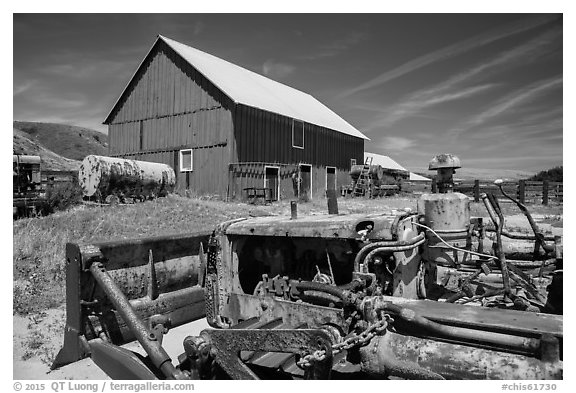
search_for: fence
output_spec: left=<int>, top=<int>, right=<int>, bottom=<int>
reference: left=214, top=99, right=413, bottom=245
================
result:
left=453, top=180, right=562, bottom=205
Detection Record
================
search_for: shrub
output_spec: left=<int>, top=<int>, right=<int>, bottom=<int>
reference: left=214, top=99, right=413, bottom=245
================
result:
left=43, top=182, right=83, bottom=214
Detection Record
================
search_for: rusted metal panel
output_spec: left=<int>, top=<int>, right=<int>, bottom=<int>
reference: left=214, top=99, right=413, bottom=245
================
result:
left=223, top=213, right=397, bottom=239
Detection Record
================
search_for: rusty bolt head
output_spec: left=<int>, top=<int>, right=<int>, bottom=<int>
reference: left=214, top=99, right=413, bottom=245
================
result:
left=428, top=154, right=462, bottom=170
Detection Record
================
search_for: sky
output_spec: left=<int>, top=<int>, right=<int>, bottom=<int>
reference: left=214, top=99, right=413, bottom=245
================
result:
left=13, top=13, right=563, bottom=172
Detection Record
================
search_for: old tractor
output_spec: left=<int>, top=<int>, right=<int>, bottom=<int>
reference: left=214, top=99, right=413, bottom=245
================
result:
left=13, top=154, right=44, bottom=217
left=52, top=154, right=562, bottom=380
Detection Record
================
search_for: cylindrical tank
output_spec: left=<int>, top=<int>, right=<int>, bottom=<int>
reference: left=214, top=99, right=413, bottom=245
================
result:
left=78, top=155, right=176, bottom=198
left=350, top=165, right=384, bottom=180
left=417, top=192, right=471, bottom=265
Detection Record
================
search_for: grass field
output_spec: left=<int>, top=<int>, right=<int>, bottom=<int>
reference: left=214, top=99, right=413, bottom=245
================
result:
left=13, top=194, right=562, bottom=315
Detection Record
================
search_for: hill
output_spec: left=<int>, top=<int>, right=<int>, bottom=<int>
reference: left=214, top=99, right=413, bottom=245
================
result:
left=13, top=128, right=80, bottom=172
left=13, top=121, right=108, bottom=161
left=408, top=166, right=534, bottom=181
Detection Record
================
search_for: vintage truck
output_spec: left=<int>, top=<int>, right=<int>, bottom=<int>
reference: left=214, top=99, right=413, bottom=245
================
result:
left=52, top=169, right=562, bottom=380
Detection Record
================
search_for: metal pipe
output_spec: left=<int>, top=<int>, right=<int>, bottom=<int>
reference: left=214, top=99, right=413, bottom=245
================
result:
left=353, top=233, right=425, bottom=272
left=360, top=331, right=561, bottom=380
left=487, top=193, right=512, bottom=296
left=374, top=302, right=541, bottom=355
left=89, top=262, right=187, bottom=380
left=495, top=181, right=554, bottom=253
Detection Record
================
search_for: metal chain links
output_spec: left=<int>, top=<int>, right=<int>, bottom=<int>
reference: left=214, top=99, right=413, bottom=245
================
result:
left=296, top=315, right=392, bottom=369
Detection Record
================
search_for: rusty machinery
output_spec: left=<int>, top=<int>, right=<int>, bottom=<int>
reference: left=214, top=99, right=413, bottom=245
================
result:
left=13, top=154, right=44, bottom=216
left=53, top=154, right=562, bottom=380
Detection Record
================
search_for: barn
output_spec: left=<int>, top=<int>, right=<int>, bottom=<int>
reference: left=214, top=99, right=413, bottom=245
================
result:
left=104, top=35, right=368, bottom=201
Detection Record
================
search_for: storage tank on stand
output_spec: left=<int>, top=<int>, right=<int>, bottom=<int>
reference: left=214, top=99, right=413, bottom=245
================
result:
left=78, top=155, right=176, bottom=201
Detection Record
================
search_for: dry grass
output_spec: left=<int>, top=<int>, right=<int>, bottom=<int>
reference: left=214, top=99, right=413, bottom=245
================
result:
left=13, top=193, right=562, bottom=315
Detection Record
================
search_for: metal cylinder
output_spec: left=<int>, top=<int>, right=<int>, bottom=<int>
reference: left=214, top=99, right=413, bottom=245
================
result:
left=360, top=331, right=562, bottom=380
left=418, top=192, right=471, bottom=265
left=350, top=165, right=384, bottom=180
left=78, top=155, right=176, bottom=198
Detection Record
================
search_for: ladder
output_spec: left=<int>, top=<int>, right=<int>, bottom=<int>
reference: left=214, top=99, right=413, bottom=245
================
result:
left=353, top=156, right=373, bottom=197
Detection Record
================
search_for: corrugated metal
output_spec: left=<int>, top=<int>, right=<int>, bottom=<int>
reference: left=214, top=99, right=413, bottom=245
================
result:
left=364, top=152, right=407, bottom=171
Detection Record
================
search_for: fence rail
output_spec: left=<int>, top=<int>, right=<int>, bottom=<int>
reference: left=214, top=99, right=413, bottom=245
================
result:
left=453, top=180, right=562, bottom=205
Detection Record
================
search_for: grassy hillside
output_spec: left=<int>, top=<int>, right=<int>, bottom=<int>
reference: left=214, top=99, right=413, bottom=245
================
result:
left=13, top=121, right=108, bottom=161
left=13, top=128, right=80, bottom=172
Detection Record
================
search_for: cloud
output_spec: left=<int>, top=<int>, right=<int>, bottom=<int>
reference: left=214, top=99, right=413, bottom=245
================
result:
left=357, top=26, right=561, bottom=132
left=338, top=15, right=558, bottom=98
left=302, top=32, right=366, bottom=60
left=365, top=83, right=497, bottom=131
left=13, top=80, right=35, bottom=96
left=449, top=77, right=562, bottom=135
left=379, top=136, right=415, bottom=152
left=262, top=60, right=296, bottom=80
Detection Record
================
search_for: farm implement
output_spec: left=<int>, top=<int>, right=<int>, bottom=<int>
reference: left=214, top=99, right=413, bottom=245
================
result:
left=52, top=155, right=562, bottom=380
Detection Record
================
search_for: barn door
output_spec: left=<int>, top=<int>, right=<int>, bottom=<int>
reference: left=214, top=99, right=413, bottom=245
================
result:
left=299, top=164, right=312, bottom=202
left=264, top=166, right=279, bottom=201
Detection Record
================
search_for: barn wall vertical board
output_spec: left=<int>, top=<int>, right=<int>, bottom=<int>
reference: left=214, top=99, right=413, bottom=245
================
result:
left=106, top=37, right=365, bottom=199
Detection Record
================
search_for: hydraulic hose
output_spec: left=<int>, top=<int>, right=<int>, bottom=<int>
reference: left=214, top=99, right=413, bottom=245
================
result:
left=295, top=281, right=358, bottom=307
left=353, top=233, right=425, bottom=272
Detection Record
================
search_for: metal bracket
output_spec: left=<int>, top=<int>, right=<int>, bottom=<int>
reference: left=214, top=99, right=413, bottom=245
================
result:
left=184, top=328, right=334, bottom=379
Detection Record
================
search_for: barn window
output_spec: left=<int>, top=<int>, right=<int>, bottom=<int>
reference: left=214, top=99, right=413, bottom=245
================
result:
left=292, top=120, right=304, bottom=149
left=350, top=158, right=357, bottom=168
left=179, top=149, right=193, bottom=172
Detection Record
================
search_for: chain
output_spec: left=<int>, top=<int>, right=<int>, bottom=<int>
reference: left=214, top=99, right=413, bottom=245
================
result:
left=296, top=315, right=392, bottom=369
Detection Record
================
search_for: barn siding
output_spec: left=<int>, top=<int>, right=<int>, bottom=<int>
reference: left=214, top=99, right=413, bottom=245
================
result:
left=106, top=40, right=234, bottom=196
left=106, top=40, right=364, bottom=200
left=231, top=104, right=364, bottom=170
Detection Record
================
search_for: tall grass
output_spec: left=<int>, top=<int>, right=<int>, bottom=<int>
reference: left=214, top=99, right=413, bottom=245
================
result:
left=13, top=194, right=561, bottom=314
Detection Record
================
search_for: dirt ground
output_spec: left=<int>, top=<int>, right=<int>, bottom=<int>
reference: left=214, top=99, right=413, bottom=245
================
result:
left=13, top=196, right=563, bottom=380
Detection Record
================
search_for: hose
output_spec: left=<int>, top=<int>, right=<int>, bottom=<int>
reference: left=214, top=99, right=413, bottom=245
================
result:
left=353, top=233, right=425, bottom=272
left=363, top=237, right=426, bottom=266
left=295, top=281, right=359, bottom=307
left=411, top=222, right=497, bottom=261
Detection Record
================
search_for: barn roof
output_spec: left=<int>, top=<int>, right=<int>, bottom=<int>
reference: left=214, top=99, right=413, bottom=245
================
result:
left=105, top=35, right=368, bottom=140
left=364, top=152, right=407, bottom=171
left=365, top=152, right=431, bottom=181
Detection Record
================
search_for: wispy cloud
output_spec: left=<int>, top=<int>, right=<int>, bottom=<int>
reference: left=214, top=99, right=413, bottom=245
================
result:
left=358, top=26, right=560, bottom=132
left=302, top=32, right=366, bottom=60
left=262, top=60, right=296, bottom=80
left=379, top=136, right=415, bottom=152
left=449, top=77, right=562, bottom=136
left=365, top=83, right=496, bottom=131
left=338, top=15, right=558, bottom=98
left=13, top=80, right=35, bottom=96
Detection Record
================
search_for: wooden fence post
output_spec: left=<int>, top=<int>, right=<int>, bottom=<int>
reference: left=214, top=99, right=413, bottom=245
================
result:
left=474, top=180, right=480, bottom=202
left=518, top=180, right=525, bottom=204
left=543, top=180, right=549, bottom=205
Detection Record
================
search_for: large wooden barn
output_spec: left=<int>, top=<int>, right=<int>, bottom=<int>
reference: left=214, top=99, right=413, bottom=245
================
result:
left=104, top=35, right=368, bottom=201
